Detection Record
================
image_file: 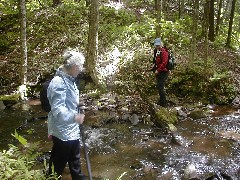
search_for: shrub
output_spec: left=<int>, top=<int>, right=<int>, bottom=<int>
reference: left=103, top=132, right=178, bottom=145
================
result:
left=0, top=131, right=57, bottom=180
left=167, top=61, right=237, bottom=104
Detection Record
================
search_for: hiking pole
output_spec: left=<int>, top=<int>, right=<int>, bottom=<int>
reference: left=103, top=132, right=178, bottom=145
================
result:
left=78, top=106, right=93, bottom=180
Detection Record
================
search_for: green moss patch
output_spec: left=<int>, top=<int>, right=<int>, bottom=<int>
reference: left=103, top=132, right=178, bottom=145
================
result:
left=0, top=94, right=20, bottom=101
left=155, top=107, right=178, bottom=126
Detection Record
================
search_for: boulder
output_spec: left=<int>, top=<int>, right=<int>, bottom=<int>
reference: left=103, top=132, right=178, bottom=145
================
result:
left=0, top=94, right=20, bottom=108
left=188, top=108, right=207, bottom=120
left=0, top=101, right=5, bottom=110
left=232, top=95, right=240, bottom=108
left=155, top=107, right=178, bottom=128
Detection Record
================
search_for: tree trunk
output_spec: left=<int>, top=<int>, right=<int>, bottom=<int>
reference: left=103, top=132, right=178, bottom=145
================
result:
left=86, top=0, right=91, bottom=7
left=226, top=0, right=236, bottom=47
left=178, top=0, right=181, bottom=19
left=239, top=17, right=240, bottom=33
left=223, top=0, right=231, bottom=19
left=215, top=0, right=223, bottom=36
left=178, top=0, right=185, bottom=19
left=189, top=0, right=199, bottom=67
left=201, top=0, right=209, bottom=38
left=155, top=0, right=162, bottom=38
left=19, top=0, right=27, bottom=85
left=86, top=0, right=99, bottom=85
left=163, top=0, right=168, bottom=13
left=203, top=0, right=210, bottom=66
left=208, top=0, right=215, bottom=42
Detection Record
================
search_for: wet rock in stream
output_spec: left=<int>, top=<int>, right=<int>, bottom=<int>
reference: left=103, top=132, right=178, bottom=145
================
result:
left=232, top=95, right=240, bottom=108
left=171, top=133, right=194, bottom=147
left=188, top=107, right=208, bottom=120
left=218, top=130, right=240, bottom=142
left=183, top=164, right=199, bottom=179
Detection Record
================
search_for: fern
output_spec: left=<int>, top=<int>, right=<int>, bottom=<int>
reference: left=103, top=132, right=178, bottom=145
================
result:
left=0, top=130, right=58, bottom=179
left=117, top=172, right=127, bottom=180
left=11, top=130, right=27, bottom=146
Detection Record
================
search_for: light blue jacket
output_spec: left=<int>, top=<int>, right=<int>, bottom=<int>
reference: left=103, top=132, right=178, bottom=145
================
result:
left=47, top=66, right=80, bottom=141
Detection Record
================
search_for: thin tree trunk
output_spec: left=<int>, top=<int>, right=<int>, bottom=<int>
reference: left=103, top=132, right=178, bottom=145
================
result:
left=208, top=0, right=215, bottom=42
left=181, top=0, right=185, bottom=15
left=223, top=0, right=231, bottom=19
left=189, top=0, right=199, bottom=67
left=178, top=0, right=181, bottom=19
left=19, top=0, right=27, bottom=85
left=155, top=0, right=162, bottom=38
left=178, top=0, right=185, bottom=19
left=86, top=0, right=90, bottom=7
left=204, top=0, right=210, bottom=66
left=86, top=0, right=99, bottom=85
left=215, top=0, right=223, bottom=36
left=201, top=0, right=209, bottom=38
left=239, top=18, right=240, bottom=32
left=237, top=0, right=240, bottom=32
left=226, top=0, right=236, bottom=47
left=164, top=0, right=170, bottom=13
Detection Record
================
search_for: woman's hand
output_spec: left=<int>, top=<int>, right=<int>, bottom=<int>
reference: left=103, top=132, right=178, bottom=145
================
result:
left=75, top=114, right=85, bottom=124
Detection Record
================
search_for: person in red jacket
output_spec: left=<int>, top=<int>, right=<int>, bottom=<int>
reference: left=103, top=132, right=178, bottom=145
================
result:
left=153, top=38, right=169, bottom=107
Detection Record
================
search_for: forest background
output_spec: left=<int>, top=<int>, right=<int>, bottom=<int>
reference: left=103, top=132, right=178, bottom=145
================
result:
left=0, top=0, right=240, bottom=107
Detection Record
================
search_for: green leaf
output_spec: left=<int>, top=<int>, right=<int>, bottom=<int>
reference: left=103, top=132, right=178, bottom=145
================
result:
left=11, top=130, right=28, bottom=146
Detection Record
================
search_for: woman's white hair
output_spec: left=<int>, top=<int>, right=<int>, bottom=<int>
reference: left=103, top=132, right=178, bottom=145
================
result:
left=63, top=50, right=85, bottom=71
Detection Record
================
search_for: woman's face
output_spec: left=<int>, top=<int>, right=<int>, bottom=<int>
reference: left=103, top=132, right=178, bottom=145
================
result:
left=71, top=64, right=85, bottom=77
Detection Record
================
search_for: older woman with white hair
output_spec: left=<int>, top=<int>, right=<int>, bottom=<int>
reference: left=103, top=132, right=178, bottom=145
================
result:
left=47, top=50, right=86, bottom=180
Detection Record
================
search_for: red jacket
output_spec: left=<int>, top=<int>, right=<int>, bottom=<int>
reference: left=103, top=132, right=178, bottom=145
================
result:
left=154, top=47, right=168, bottom=72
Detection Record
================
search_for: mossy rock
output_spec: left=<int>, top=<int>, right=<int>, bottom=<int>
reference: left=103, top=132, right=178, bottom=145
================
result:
left=188, top=108, right=207, bottom=120
left=0, top=94, right=20, bottom=108
left=155, top=107, right=178, bottom=127
left=0, top=94, right=20, bottom=101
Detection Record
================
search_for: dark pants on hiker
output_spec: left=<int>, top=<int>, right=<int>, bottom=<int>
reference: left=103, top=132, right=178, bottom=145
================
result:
left=156, top=71, right=168, bottom=107
left=48, top=136, right=86, bottom=180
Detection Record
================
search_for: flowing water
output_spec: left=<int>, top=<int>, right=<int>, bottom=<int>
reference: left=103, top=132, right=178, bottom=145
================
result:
left=0, top=100, right=239, bottom=180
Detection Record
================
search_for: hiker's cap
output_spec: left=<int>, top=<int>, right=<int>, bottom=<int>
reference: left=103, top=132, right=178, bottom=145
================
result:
left=154, top=38, right=161, bottom=46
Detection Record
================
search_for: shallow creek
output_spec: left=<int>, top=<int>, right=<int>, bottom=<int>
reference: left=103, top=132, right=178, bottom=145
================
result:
left=0, top=101, right=239, bottom=180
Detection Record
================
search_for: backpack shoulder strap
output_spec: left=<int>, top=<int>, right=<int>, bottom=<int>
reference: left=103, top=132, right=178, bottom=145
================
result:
left=153, top=48, right=157, bottom=64
left=56, top=75, right=69, bottom=89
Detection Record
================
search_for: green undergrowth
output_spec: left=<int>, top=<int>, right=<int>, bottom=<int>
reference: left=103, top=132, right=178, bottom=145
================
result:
left=115, top=50, right=237, bottom=107
left=167, top=59, right=237, bottom=105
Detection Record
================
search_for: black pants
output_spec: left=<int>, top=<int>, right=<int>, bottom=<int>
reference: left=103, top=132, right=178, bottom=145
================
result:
left=48, top=136, right=85, bottom=180
left=156, top=71, right=168, bottom=107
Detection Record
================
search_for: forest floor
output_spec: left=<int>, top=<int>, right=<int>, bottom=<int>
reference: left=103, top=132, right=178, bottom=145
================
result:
left=0, top=45, right=239, bottom=97
left=214, top=48, right=240, bottom=93
left=194, top=45, right=240, bottom=93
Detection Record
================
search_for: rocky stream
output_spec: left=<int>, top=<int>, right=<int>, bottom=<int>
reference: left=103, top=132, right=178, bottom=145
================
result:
left=0, top=94, right=239, bottom=180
